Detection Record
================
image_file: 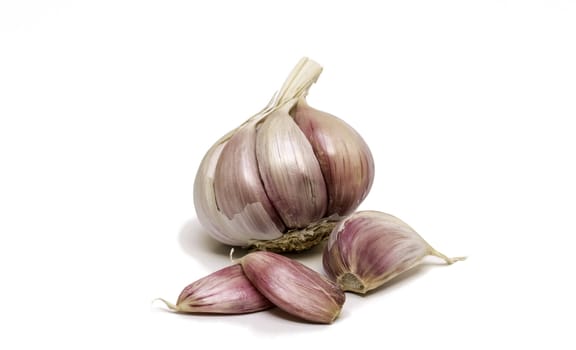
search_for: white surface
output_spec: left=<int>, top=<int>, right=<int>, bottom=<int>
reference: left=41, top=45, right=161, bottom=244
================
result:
left=1, top=1, right=575, bottom=349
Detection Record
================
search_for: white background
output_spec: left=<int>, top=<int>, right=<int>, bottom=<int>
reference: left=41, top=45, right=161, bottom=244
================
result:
left=1, top=1, right=575, bottom=349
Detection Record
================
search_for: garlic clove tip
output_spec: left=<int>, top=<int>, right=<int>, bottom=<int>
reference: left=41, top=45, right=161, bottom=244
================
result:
left=427, top=246, right=467, bottom=265
left=153, top=297, right=179, bottom=312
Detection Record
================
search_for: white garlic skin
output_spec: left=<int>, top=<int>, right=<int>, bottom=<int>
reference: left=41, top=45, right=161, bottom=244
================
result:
left=255, top=105, right=328, bottom=229
left=323, top=211, right=465, bottom=294
left=193, top=59, right=374, bottom=250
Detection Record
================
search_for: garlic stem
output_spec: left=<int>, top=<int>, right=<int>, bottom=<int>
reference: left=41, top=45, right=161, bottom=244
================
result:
left=225, top=58, right=321, bottom=143
left=274, top=57, right=322, bottom=107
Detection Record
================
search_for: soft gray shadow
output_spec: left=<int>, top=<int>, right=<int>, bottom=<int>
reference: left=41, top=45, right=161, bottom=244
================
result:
left=179, top=218, right=228, bottom=255
left=178, top=218, right=250, bottom=270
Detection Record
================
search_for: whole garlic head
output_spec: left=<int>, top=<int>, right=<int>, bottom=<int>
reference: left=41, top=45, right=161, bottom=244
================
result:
left=194, top=58, right=374, bottom=252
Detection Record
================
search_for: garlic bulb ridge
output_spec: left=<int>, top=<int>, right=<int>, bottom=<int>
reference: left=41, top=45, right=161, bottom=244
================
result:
left=194, top=58, right=374, bottom=252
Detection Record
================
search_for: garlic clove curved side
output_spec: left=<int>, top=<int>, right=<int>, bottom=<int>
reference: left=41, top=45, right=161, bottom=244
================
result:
left=193, top=134, right=284, bottom=246
left=292, top=99, right=374, bottom=217
left=323, top=210, right=466, bottom=294
left=193, top=139, right=240, bottom=245
left=156, top=264, right=273, bottom=314
left=213, top=121, right=286, bottom=234
left=256, top=105, right=328, bottom=229
left=240, top=251, right=345, bottom=324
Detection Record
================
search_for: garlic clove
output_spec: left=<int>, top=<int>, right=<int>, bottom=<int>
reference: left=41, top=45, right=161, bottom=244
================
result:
left=193, top=138, right=240, bottom=245
left=323, top=210, right=466, bottom=294
left=255, top=105, right=328, bottom=229
left=213, top=120, right=286, bottom=234
left=193, top=128, right=284, bottom=246
left=156, top=264, right=273, bottom=314
left=292, top=99, right=374, bottom=217
left=239, top=251, right=345, bottom=324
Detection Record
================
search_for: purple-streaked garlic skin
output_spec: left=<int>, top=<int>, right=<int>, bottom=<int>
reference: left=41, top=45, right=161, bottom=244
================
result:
left=163, top=264, right=273, bottom=314
left=255, top=107, right=328, bottom=228
left=193, top=58, right=375, bottom=252
left=323, top=211, right=464, bottom=294
left=193, top=131, right=284, bottom=247
left=214, top=121, right=286, bottom=234
left=292, top=99, right=374, bottom=217
left=240, top=251, right=345, bottom=324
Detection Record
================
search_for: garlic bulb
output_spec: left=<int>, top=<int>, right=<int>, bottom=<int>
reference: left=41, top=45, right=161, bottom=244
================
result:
left=194, top=58, right=374, bottom=252
left=322, top=211, right=466, bottom=294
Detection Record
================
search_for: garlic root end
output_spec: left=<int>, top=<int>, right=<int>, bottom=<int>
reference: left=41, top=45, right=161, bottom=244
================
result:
left=248, top=220, right=337, bottom=253
left=337, top=272, right=368, bottom=294
left=229, top=248, right=237, bottom=264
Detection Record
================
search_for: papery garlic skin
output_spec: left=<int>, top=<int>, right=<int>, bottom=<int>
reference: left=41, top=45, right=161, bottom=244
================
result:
left=292, top=99, right=374, bottom=216
left=193, top=128, right=284, bottom=246
left=240, top=251, right=345, bottom=324
left=256, top=106, right=328, bottom=228
left=193, top=58, right=374, bottom=252
left=156, top=265, right=273, bottom=314
left=323, top=211, right=465, bottom=294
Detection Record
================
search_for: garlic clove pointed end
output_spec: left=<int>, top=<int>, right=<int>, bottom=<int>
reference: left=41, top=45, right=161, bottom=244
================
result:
left=427, top=247, right=468, bottom=265
left=153, top=298, right=180, bottom=312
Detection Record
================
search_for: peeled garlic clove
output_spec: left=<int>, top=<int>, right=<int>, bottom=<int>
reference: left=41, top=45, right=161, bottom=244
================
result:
left=240, top=251, right=345, bottom=324
left=193, top=58, right=375, bottom=252
left=292, top=99, right=374, bottom=216
left=156, top=264, right=273, bottom=314
left=323, top=210, right=466, bottom=294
